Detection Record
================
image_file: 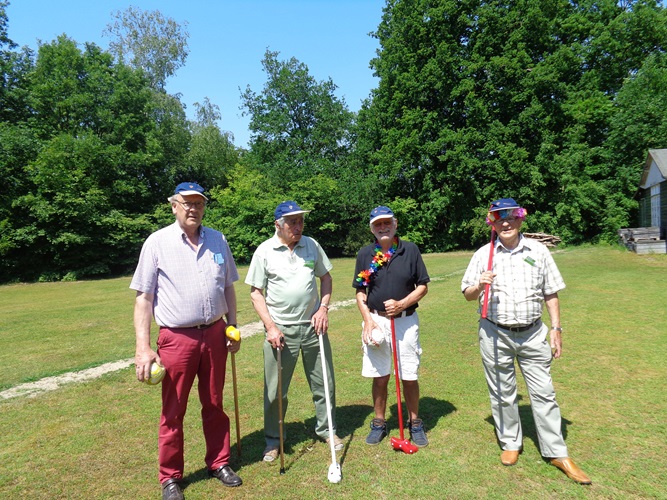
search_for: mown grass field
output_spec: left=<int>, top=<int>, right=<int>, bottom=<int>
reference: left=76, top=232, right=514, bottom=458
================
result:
left=1, top=245, right=665, bottom=499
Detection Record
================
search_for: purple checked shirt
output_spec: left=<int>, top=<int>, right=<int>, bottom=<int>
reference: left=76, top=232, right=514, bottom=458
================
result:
left=130, top=222, right=239, bottom=328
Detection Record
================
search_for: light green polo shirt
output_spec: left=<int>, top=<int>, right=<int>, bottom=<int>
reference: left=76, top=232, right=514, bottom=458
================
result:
left=245, top=234, right=333, bottom=325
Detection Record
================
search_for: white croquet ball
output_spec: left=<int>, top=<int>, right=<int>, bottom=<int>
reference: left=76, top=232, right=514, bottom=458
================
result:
left=371, top=328, right=385, bottom=346
left=145, top=362, right=165, bottom=385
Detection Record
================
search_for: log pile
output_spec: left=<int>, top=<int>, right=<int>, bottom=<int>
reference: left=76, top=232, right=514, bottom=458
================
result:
left=523, top=232, right=562, bottom=247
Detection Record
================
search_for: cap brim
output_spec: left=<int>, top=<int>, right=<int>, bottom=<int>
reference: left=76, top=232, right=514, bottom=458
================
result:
left=489, top=205, right=520, bottom=212
left=370, top=214, right=394, bottom=224
left=177, top=190, right=208, bottom=200
left=280, top=210, right=310, bottom=217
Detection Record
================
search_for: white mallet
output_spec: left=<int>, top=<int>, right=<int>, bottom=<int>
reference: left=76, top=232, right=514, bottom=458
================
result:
left=318, top=332, right=342, bottom=483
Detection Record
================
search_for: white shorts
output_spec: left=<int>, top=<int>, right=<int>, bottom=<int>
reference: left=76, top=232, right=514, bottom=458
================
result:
left=361, top=311, right=422, bottom=381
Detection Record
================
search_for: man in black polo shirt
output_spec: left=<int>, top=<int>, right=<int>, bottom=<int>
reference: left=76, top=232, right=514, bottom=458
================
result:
left=352, top=206, right=430, bottom=447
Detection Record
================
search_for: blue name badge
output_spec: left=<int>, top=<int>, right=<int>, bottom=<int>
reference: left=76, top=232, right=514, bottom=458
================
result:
left=213, top=253, right=224, bottom=265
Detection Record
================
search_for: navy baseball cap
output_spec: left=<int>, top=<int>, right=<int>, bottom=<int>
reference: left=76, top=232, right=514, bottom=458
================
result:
left=488, top=198, right=520, bottom=212
left=274, top=201, right=310, bottom=220
left=369, top=206, right=395, bottom=224
left=174, top=182, right=208, bottom=200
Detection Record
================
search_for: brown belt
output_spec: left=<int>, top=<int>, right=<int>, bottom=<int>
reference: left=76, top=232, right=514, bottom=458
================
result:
left=370, top=309, right=415, bottom=318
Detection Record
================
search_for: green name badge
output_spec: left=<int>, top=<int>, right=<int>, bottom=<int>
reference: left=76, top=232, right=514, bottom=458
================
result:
left=304, top=260, right=315, bottom=269
left=524, top=256, right=536, bottom=267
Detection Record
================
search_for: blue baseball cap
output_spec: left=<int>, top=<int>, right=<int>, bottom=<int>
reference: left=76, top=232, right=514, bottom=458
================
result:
left=174, top=182, right=208, bottom=200
left=369, top=206, right=395, bottom=224
left=274, top=201, right=310, bottom=220
left=489, top=198, right=520, bottom=212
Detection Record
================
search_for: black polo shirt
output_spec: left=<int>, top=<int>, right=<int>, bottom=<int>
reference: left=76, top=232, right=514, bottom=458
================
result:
left=352, top=238, right=430, bottom=312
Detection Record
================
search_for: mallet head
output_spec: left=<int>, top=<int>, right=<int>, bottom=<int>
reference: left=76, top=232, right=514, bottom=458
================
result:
left=328, top=463, right=342, bottom=483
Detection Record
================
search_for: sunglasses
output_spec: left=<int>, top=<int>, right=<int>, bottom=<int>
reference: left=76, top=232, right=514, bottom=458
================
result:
left=487, top=207, right=526, bottom=223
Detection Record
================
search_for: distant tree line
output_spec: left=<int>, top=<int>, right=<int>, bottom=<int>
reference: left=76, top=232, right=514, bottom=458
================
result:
left=2, top=0, right=667, bottom=283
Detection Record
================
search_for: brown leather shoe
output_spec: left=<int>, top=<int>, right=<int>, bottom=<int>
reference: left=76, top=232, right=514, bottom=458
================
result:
left=500, top=449, right=521, bottom=466
left=549, top=457, right=592, bottom=484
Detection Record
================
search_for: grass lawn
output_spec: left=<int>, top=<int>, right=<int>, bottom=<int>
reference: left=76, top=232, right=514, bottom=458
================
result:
left=1, top=245, right=665, bottom=499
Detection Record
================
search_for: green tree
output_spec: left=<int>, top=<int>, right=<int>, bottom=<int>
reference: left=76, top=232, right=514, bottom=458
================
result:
left=239, top=49, right=367, bottom=255
left=2, top=36, right=171, bottom=281
left=103, top=6, right=189, bottom=90
left=357, top=0, right=667, bottom=248
left=184, top=97, right=239, bottom=189
left=241, top=49, right=355, bottom=187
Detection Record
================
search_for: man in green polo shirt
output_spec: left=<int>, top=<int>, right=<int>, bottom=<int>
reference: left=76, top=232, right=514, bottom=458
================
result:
left=245, top=201, right=343, bottom=462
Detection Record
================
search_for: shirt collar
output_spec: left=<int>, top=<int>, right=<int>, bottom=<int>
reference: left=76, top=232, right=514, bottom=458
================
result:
left=271, top=233, right=304, bottom=250
left=496, top=233, right=530, bottom=253
left=172, top=221, right=204, bottom=241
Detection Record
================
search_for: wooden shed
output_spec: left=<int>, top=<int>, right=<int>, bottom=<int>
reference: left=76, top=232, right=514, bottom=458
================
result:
left=620, top=149, right=667, bottom=254
left=638, top=149, right=667, bottom=235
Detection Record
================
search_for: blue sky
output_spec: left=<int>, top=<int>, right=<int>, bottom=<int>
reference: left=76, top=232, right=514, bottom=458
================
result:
left=5, top=0, right=385, bottom=147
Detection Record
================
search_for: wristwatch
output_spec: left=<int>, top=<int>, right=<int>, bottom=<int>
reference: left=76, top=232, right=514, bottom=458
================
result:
left=550, top=327, right=563, bottom=332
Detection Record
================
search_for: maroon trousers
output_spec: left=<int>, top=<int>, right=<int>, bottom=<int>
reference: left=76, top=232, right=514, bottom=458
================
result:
left=156, top=320, right=230, bottom=483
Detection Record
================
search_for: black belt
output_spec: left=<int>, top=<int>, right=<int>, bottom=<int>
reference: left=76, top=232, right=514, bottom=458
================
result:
left=487, top=319, right=540, bottom=332
left=194, top=318, right=222, bottom=329
left=371, top=309, right=415, bottom=318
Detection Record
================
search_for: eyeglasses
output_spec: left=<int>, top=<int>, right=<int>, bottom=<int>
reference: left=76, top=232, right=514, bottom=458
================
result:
left=175, top=200, right=206, bottom=210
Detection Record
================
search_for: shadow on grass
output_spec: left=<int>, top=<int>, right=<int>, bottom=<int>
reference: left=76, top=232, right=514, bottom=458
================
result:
left=180, top=403, right=375, bottom=488
left=483, top=396, right=572, bottom=454
left=386, top=395, right=457, bottom=432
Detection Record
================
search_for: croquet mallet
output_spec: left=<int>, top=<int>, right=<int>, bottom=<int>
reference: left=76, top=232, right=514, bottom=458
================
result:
left=389, top=317, right=419, bottom=454
left=277, top=336, right=286, bottom=474
left=481, top=228, right=496, bottom=319
left=225, top=324, right=242, bottom=457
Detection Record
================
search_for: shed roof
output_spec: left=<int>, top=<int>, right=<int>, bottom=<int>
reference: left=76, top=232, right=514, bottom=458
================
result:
left=640, top=149, right=667, bottom=188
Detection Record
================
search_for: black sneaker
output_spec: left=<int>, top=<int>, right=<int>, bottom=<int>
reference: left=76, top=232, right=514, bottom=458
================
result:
left=409, top=418, right=428, bottom=447
left=365, top=418, right=387, bottom=445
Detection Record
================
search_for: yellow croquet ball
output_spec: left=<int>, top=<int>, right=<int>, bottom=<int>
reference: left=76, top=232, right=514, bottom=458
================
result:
left=225, top=325, right=241, bottom=341
left=145, top=361, right=165, bottom=385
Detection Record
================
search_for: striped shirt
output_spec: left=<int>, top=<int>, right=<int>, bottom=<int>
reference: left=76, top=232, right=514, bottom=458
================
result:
left=461, top=235, right=565, bottom=326
left=130, top=222, right=239, bottom=328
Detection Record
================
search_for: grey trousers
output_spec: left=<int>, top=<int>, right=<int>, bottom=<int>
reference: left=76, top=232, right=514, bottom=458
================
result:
left=263, top=323, right=337, bottom=447
left=478, top=318, right=568, bottom=458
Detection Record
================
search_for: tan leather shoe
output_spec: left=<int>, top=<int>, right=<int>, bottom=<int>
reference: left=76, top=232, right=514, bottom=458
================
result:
left=500, top=449, right=521, bottom=466
left=549, top=457, right=592, bottom=484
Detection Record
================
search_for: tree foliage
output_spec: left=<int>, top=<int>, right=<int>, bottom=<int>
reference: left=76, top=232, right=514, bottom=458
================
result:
left=3, top=1, right=667, bottom=283
left=239, top=49, right=367, bottom=255
left=0, top=9, right=233, bottom=282
left=104, top=6, right=189, bottom=90
left=357, top=0, right=667, bottom=249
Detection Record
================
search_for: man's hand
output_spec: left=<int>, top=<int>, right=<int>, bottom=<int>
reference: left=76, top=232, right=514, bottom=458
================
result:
left=550, top=329, right=562, bottom=359
left=362, top=320, right=382, bottom=346
left=227, top=339, right=241, bottom=354
left=135, top=347, right=159, bottom=382
left=479, top=270, right=496, bottom=288
left=266, top=325, right=285, bottom=349
left=311, top=305, right=329, bottom=335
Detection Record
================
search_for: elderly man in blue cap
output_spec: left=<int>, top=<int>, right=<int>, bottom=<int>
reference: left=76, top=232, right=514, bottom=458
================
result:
left=245, top=201, right=343, bottom=462
left=131, top=182, right=242, bottom=500
left=461, top=198, right=591, bottom=485
left=352, top=205, right=430, bottom=448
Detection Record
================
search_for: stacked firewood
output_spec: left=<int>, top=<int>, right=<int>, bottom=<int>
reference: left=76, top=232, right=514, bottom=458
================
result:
left=523, top=232, right=562, bottom=247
